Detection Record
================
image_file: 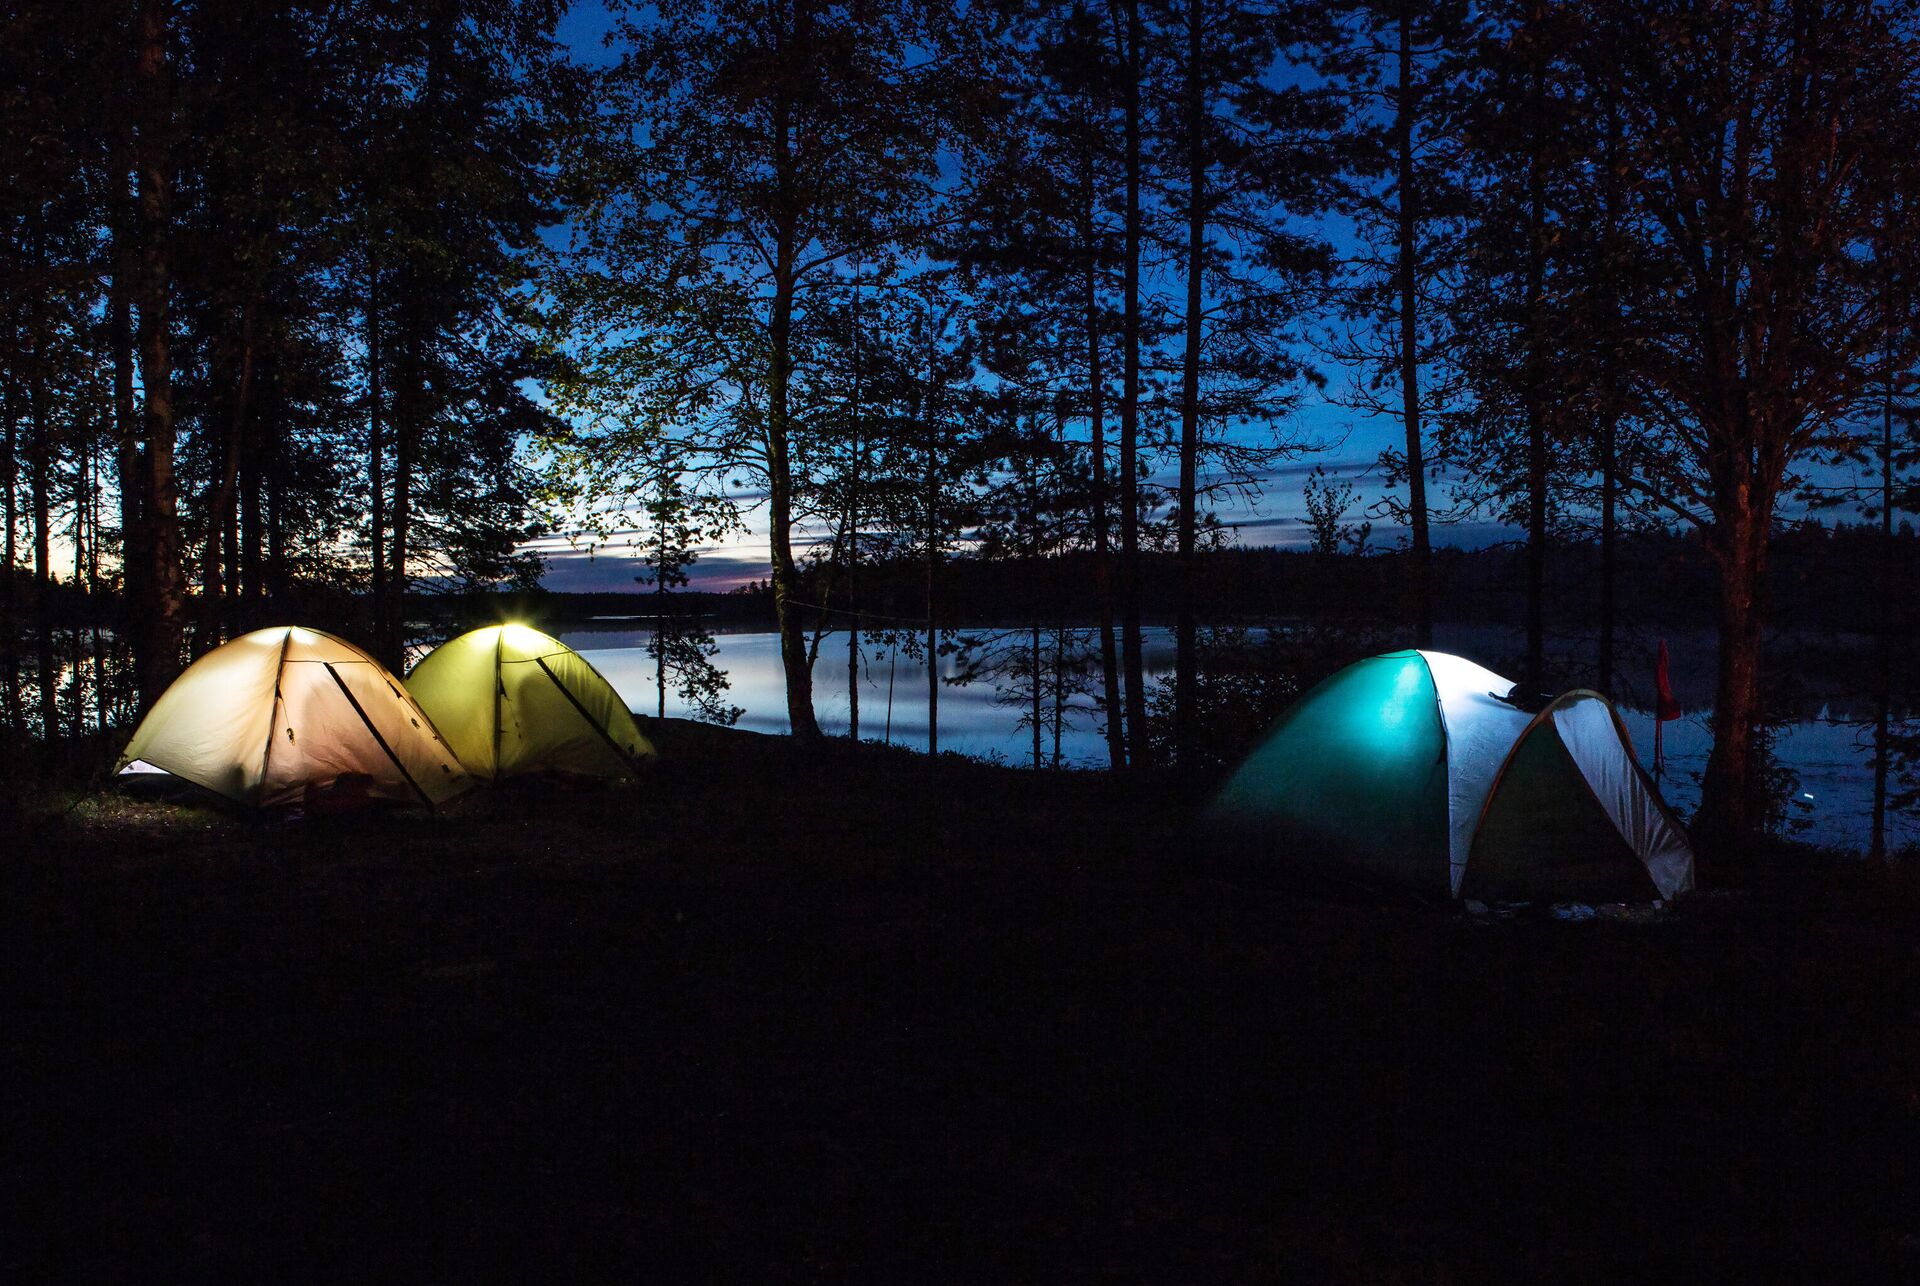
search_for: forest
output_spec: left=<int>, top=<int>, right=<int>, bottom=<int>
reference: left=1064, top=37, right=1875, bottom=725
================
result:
left=4, top=0, right=1920, bottom=859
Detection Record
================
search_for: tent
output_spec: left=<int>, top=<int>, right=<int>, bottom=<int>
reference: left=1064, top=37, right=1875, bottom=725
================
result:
left=1205, top=650, right=1696, bottom=902
left=1464, top=690, right=1694, bottom=902
left=116, top=626, right=472, bottom=808
left=1205, top=650, right=1535, bottom=898
left=405, top=624, right=656, bottom=780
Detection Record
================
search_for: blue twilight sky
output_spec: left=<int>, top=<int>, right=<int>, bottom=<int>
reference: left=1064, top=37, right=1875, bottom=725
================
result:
left=533, top=0, right=1877, bottom=594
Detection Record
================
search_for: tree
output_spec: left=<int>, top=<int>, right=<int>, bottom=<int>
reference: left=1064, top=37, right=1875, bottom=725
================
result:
left=638, top=468, right=744, bottom=725
left=131, top=0, right=188, bottom=705
left=1160, top=0, right=1341, bottom=763
left=1317, top=0, right=1479, bottom=647
left=573, top=0, right=975, bottom=741
left=1559, top=0, right=1920, bottom=853
left=961, top=0, right=1130, bottom=767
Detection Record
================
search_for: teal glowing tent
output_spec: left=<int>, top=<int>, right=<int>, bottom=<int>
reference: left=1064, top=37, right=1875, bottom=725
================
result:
left=1205, top=650, right=1694, bottom=902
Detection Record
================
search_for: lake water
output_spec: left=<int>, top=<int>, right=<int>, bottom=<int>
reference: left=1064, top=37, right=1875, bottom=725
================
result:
left=563, top=626, right=1909, bottom=854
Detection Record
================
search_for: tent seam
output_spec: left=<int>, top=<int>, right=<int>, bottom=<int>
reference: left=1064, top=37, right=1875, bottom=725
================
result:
left=533, top=654, right=642, bottom=779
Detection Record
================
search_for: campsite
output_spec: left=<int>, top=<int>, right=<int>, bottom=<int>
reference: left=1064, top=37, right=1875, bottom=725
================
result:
left=9, top=0, right=1920, bottom=1276
left=6, top=718, right=1919, bottom=1277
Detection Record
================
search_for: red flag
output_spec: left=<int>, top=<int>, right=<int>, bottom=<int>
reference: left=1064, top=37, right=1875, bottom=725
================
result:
left=1655, top=639, right=1682, bottom=722
left=1653, top=639, right=1679, bottom=783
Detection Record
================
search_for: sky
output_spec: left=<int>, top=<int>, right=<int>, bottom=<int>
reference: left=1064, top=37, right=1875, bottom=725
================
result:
left=534, top=0, right=1881, bottom=595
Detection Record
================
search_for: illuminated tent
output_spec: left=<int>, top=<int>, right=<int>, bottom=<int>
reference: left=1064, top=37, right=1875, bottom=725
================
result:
left=1464, top=690, right=1694, bottom=902
left=405, top=624, right=656, bottom=780
left=1205, top=650, right=1534, bottom=898
left=116, top=626, right=472, bottom=808
left=1205, top=650, right=1694, bottom=902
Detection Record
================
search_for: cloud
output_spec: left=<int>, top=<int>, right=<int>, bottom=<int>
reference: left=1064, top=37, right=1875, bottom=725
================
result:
left=537, top=546, right=770, bottom=593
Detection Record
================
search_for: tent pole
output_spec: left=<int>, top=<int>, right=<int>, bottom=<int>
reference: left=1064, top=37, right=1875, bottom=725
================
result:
left=322, top=661, right=434, bottom=806
left=255, top=625, right=295, bottom=804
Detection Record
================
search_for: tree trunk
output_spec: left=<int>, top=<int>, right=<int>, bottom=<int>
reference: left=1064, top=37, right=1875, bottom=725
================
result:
left=1173, top=0, right=1204, bottom=766
left=368, top=261, right=387, bottom=650
left=239, top=377, right=264, bottom=628
left=846, top=266, right=864, bottom=741
left=923, top=349, right=940, bottom=756
left=1, top=339, right=18, bottom=731
left=198, top=301, right=254, bottom=654
left=1119, top=0, right=1148, bottom=765
left=111, top=119, right=145, bottom=711
left=656, top=511, right=669, bottom=719
left=1698, top=494, right=1770, bottom=866
left=135, top=0, right=186, bottom=707
left=1522, top=36, right=1549, bottom=693
left=1052, top=623, right=1065, bottom=769
left=266, top=436, right=286, bottom=603
left=1596, top=94, right=1621, bottom=696
left=386, top=303, right=415, bottom=672
left=1032, top=620, right=1043, bottom=769
left=1397, top=8, right=1432, bottom=647
left=89, top=437, right=106, bottom=732
left=766, top=250, right=820, bottom=739
left=74, top=434, right=91, bottom=739
left=1872, top=366, right=1892, bottom=863
left=845, top=455, right=862, bottom=741
left=1598, top=409, right=1617, bottom=695
left=28, top=295, right=55, bottom=741
left=1084, top=167, right=1124, bottom=770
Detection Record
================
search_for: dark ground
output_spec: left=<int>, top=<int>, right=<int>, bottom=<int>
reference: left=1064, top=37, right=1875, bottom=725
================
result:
left=5, top=720, right=1919, bottom=1279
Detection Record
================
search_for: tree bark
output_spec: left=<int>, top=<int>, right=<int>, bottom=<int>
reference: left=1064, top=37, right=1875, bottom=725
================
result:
left=1032, top=619, right=1043, bottom=769
left=198, top=300, right=254, bottom=654
left=134, top=0, right=186, bottom=707
left=239, top=374, right=264, bottom=627
left=923, top=336, right=941, bottom=756
left=2, top=317, right=18, bottom=731
left=763, top=60, right=820, bottom=740
left=28, top=279, right=55, bottom=740
left=1173, top=0, right=1204, bottom=766
left=368, top=261, right=387, bottom=651
left=110, top=116, right=145, bottom=709
left=1119, top=0, right=1148, bottom=765
left=1872, top=353, right=1892, bottom=863
left=1595, top=93, right=1621, bottom=696
left=845, top=334, right=863, bottom=741
left=656, top=507, right=669, bottom=718
left=1598, top=407, right=1617, bottom=695
left=1521, top=40, right=1548, bottom=695
left=1083, top=154, right=1124, bottom=770
left=1697, top=490, right=1771, bottom=866
left=386, top=297, right=416, bottom=672
left=1397, top=7, right=1432, bottom=647
left=1871, top=250, right=1899, bottom=864
left=88, top=438, right=106, bottom=731
left=766, top=243, right=820, bottom=739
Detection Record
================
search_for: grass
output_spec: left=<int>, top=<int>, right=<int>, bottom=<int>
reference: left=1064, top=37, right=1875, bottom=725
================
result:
left=4, top=719, right=1919, bottom=1278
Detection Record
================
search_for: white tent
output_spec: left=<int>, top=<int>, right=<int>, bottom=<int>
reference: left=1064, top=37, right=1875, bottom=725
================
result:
left=116, top=626, right=472, bottom=808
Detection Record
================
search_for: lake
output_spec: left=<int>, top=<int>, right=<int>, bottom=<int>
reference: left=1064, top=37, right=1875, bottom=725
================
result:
left=562, top=625, right=1909, bottom=854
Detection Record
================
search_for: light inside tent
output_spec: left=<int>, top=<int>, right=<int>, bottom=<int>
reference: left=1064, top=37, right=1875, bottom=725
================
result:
left=502, top=623, right=549, bottom=652
left=1371, top=654, right=1428, bottom=734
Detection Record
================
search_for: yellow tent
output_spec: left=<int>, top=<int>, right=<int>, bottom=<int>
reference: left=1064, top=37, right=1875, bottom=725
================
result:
left=116, top=626, right=472, bottom=808
left=405, top=624, right=656, bottom=780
